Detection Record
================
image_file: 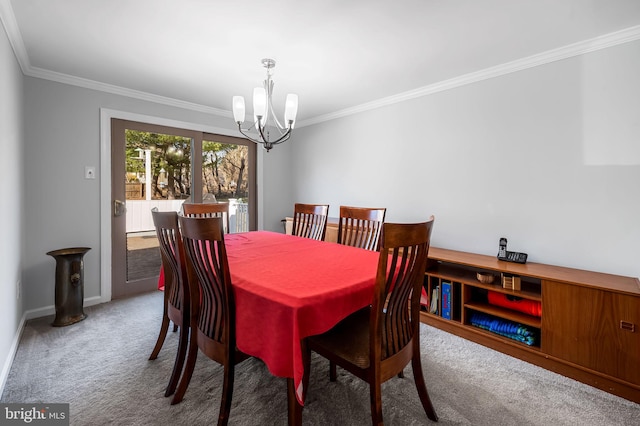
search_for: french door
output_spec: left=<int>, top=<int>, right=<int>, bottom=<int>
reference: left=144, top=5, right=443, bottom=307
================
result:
left=111, top=118, right=256, bottom=298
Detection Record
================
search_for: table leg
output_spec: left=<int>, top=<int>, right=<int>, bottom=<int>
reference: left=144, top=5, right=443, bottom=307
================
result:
left=287, top=378, right=302, bottom=426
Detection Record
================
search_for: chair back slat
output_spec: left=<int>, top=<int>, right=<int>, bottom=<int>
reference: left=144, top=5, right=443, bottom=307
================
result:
left=338, top=206, right=386, bottom=251
left=179, top=216, right=234, bottom=346
left=292, top=203, right=329, bottom=241
left=182, top=203, right=230, bottom=234
left=152, top=210, right=187, bottom=314
left=373, top=218, right=434, bottom=360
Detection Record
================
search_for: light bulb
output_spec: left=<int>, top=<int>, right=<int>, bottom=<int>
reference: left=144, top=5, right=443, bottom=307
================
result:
left=232, top=96, right=245, bottom=123
left=253, top=87, right=266, bottom=119
left=284, top=94, right=298, bottom=128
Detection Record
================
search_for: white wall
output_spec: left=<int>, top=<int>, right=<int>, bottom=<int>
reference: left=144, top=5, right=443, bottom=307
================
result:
left=292, top=40, right=640, bottom=279
left=0, top=19, right=24, bottom=392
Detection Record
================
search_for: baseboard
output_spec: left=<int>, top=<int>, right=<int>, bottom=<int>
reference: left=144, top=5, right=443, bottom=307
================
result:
left=23, top=295, right=106, bottom=321
left=0, top=311, right=26, bottom=398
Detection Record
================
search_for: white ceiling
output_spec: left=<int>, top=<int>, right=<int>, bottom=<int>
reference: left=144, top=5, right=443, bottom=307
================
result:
left=3, top=0, right=640, bottom=125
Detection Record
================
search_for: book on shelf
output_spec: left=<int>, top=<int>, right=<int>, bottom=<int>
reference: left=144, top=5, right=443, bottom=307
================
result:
left=441, top=282, right=451, bottom=319
left=420, top=287, right=429, bottom=307
left=429, top=286, right=439, bottom=315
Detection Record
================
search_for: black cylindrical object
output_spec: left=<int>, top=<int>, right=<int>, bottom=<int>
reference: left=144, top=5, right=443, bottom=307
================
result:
left=46, top=247, right=91, bottom=327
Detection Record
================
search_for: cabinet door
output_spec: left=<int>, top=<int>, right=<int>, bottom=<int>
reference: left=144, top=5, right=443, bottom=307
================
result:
left=542, top=280, right=640, bottom=385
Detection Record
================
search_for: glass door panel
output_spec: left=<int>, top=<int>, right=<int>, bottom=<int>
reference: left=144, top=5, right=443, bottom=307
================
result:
left=111, top=119, right=254, bottom=298
left=202, top=136, right=255, bottom=233
left=125, top=130, right=192, bottom=282
left=111, top=118, right=199, bottom=298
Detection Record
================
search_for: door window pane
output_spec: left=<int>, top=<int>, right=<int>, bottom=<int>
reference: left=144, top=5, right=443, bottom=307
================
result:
left=125, top=130, right=192, bottom=282
left=126, top=130, right=192, bottom=201
left=202, top=140, right=249, bottom=233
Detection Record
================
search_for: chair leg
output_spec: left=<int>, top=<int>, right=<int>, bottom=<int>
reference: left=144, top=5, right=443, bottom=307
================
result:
left=165, top=324, right=189, bottom=396
left=398, top=370, right=404, bottom=378
left=217, top=363, right=235, bottom=426
left=329, top=361, right=337, bottom=382
left=173, top=323, right=178, bottom=332
left=411, top=353, right=438, bottom=422
left=171, top=331, right=199, bottom=404
left=149, top=316, right=170, bottom=360
left=369, top=381, right=383, bottom=426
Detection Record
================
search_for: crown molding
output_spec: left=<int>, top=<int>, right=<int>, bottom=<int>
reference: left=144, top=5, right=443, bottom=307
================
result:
left=297, top=24, right=640, bottom=128
left=26, top=66, right=232, bottom=117
left=0, top=0, right=29, bottom=72
left=2, top=0, right=639, bottom=127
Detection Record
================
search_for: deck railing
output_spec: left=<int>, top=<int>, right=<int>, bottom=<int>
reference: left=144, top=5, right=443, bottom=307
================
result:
left=126, top=199, right=249, bottom=234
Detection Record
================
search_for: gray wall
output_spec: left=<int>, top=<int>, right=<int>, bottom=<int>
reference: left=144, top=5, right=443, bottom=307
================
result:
left=291, top=40, right=640, bottom=279
left=21, top=78, right=289, bottom=314
left=261, top=141, right=295, bottom=233
left=0, top=21, right=24, bottom=390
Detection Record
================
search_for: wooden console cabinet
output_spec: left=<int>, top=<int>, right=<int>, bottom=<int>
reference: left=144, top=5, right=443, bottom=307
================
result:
left=284, top=217, right=640, bottom=403
left=423, top=247, right=640, bottom=404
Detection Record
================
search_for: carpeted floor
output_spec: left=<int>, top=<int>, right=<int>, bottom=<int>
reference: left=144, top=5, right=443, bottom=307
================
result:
left=2, top=291, right=638, bottom=425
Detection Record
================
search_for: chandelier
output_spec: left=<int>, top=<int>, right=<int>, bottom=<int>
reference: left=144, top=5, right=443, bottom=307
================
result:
left=232, top=58, right=298, bottom=152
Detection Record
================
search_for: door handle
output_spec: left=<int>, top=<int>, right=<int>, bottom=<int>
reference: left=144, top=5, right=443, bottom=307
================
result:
left=113, top=199, right=127, bottom=217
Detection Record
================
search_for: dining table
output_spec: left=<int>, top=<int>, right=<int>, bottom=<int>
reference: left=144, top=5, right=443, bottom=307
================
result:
left=160, top=230, right=381, bottom=425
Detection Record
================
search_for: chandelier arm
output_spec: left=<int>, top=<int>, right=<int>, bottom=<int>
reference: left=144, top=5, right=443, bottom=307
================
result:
left=268, top=128, right=292, bottom=145
left=258, top=125, right=291, bottom=146
left=267, top=81, right=287, bottom=132
left=260, top=77, right=285, bottom=133
left=237, top=123, right=292, bottom=148
left=237, top=124, right=263, bottom=145
left=257, top=121, right=269, bottom=144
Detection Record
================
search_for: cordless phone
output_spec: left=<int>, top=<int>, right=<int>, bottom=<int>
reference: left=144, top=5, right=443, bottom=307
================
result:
left=497, top=238, right=528, bottom=264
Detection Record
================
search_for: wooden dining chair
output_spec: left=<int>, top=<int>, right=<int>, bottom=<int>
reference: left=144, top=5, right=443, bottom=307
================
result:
left=292, top=203, right=329, bottom=241
left=337, top=206, right=386, bottom=251
left=305, top=217, right=438, bottom=425
left=172, top=216, right=249, bottom=426
left=149, top=210, right=190, bottom=398
left=182, top=202, right=230, bottom=234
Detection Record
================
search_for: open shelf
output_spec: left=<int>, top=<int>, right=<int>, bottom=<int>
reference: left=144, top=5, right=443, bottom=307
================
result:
left=464, top=302, right=541, bottom=328
left=429, top=263, right=541, bottom=301
left=421, top=247, right=640, bottom=404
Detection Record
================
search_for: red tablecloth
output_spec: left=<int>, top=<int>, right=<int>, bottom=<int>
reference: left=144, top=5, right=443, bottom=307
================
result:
left=160, top=231, right=380, bottom=404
